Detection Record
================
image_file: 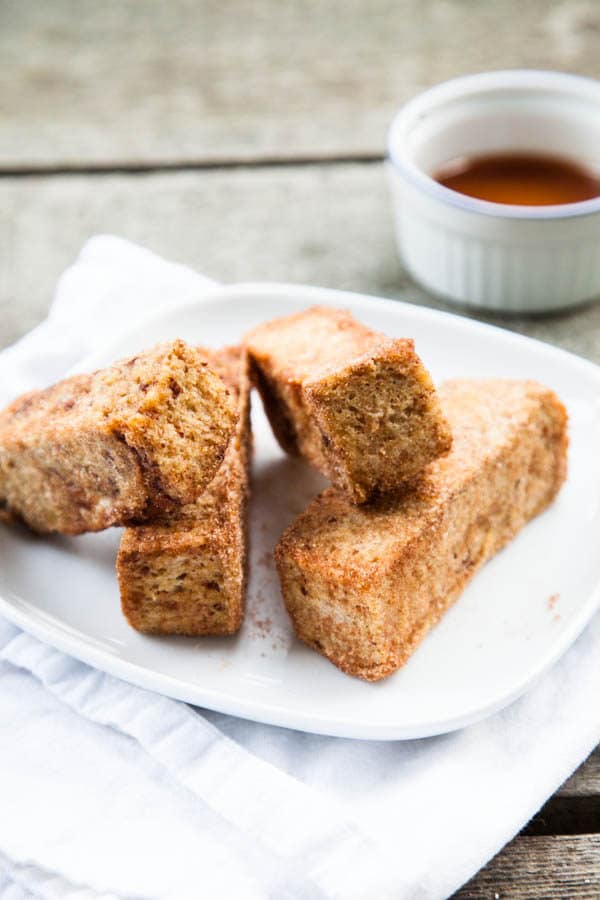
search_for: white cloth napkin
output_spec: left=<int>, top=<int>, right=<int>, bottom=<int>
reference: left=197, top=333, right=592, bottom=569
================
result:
left=1, top=235, right=599, bottom=900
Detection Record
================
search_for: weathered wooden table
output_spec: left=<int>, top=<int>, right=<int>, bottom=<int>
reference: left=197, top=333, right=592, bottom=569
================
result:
left=1, top=2, right=598, bottom=895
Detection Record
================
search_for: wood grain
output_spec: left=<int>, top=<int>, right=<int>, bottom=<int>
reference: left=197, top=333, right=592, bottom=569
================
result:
left=559, top=747, right=600, bottom=797
left=454, top=835, right=600, bottom=898
left=524, top=795, right=600, bottom=836
left=2, top=0, right=600, bottom=168
left=4, top=163, right=600, bottom=361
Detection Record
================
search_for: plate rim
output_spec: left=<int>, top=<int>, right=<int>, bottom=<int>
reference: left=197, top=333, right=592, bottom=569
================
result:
left=75, top=279, right=600, bottom=384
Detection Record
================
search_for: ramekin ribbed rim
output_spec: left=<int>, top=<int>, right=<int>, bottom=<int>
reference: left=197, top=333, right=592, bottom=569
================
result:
left=387, top=69, right=600, bottom=221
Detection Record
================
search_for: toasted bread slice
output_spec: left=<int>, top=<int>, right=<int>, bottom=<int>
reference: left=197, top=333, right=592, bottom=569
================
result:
left=0, top=340, right=237, bottom=534
left=245, top=306, right=452, bottom=503
left=117, top=346, right=251, bottom=635
left=276, top=379, right=568, bottom=681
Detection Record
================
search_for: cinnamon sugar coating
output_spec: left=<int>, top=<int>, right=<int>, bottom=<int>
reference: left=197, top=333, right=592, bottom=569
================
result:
left=276, top=379, right=568, bottom=681
left=117, top=346, right=251, bottom=635
left=245, top=306, right=452, bottom=503
left=0, top=340, right=237, bottom=534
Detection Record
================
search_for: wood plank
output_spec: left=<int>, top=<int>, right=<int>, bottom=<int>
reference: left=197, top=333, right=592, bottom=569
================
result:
left=454, top=834, right=600, bottom=898
left=2, top=0, right=600, bottom=167
left=559, top=747, right=600, bottom=797
left=525, top=750, right=600, bottom=837
left=521, top=794, right=600, bottom=835
left=3, top=163, right=600, bottom=363
left=524, top=795, right=600, bottom=836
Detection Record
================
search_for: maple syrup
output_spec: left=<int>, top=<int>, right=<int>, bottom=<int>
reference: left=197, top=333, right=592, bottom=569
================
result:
left=434, top=152, right=600, bottom=206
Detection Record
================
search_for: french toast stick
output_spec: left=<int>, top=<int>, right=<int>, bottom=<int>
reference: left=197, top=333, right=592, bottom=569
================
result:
left=117, top=346, right=251, bottom=635
left=276, top=379, right=568, bottom=680
left=245, top=306, right=452, bottom=504
left=0, top=340, right=237, bottom=534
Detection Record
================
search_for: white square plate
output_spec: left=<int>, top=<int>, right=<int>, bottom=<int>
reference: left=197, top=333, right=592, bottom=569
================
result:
left=1, top=283, right=599, bottom=740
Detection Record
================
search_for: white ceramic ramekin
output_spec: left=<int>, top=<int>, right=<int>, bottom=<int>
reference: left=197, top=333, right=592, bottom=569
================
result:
left=387, top=70, right=600, bottom=313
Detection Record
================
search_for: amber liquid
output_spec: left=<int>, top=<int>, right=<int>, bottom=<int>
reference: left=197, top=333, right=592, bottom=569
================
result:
left=434, top=152, right=600, bottom=206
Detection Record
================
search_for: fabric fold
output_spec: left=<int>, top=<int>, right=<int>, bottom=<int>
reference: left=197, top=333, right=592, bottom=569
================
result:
left=0, top=630, right=392, bottom=900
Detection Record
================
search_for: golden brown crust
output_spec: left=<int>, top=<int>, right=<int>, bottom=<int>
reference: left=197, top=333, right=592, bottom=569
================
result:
left=245, top=306, right=452, bottom=503
left=117, top=346, right=251, bottom=636
left=276, top=379, right=568, bottom=681
left=0, top=340, right=237, bottom=534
